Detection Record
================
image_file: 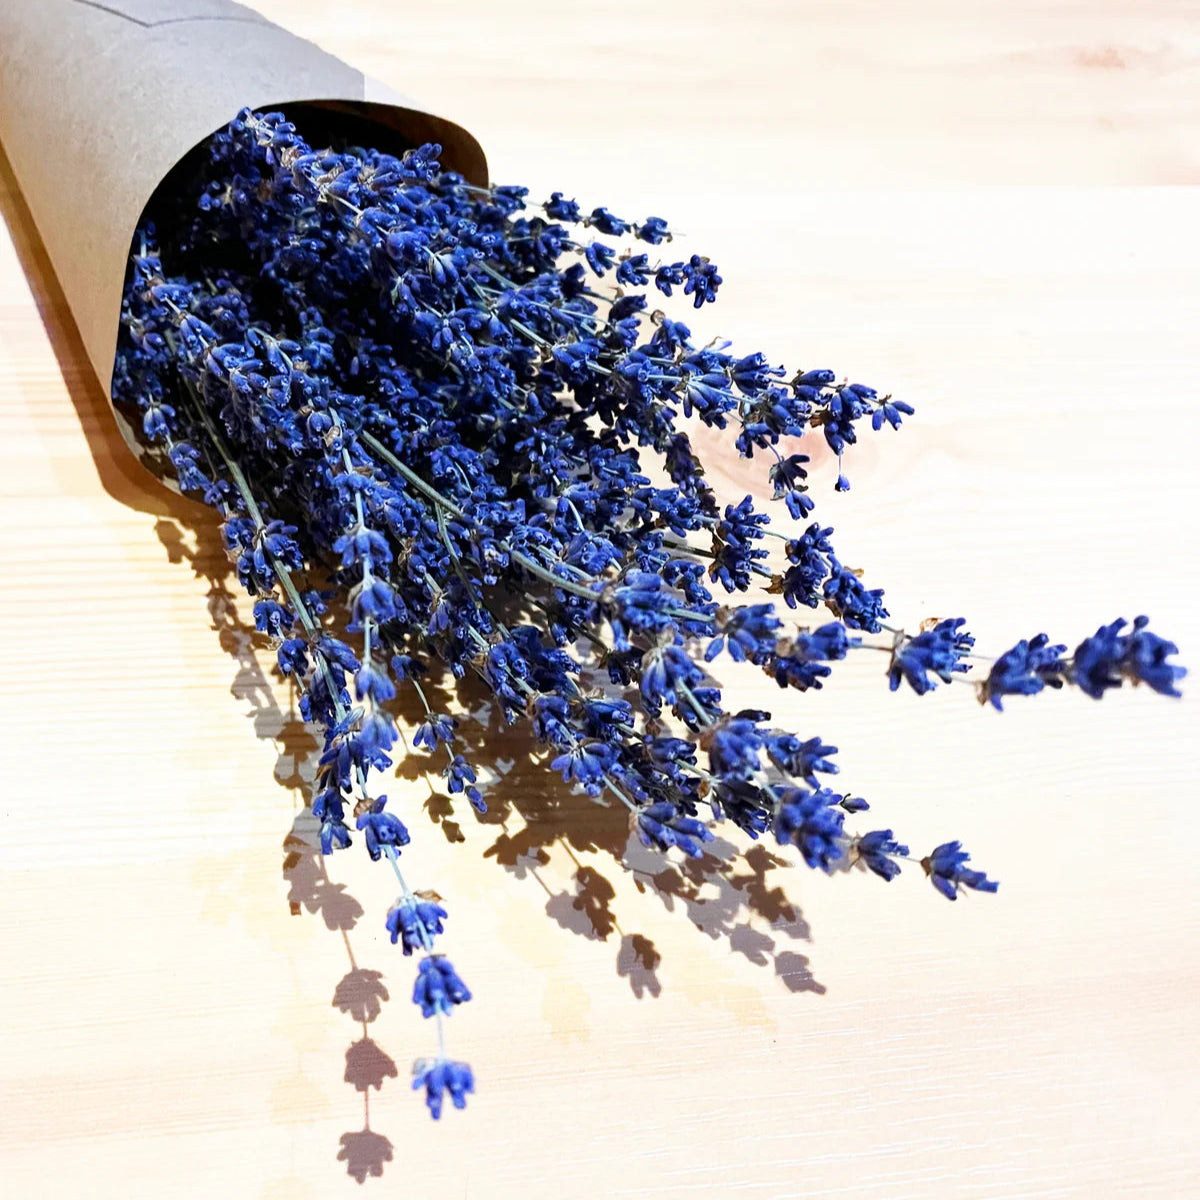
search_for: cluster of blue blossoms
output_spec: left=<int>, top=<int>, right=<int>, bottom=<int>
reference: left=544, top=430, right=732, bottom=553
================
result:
left=114, top=109, right=1185, bottom=1120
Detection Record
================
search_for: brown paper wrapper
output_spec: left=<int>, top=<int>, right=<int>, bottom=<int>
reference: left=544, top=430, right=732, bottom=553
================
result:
left=0, top=0, right=487, bottom=426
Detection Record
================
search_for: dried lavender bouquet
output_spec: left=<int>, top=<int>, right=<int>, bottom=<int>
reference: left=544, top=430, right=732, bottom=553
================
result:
left=113, top=108, right=1185, bottom=1121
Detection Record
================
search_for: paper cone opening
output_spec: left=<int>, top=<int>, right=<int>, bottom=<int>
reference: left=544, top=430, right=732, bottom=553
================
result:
left=0, top=0, right=487, bottom=472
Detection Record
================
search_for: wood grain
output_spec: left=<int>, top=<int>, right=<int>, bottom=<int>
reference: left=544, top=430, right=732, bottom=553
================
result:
left=1, top=3, right=1198, bottom=1197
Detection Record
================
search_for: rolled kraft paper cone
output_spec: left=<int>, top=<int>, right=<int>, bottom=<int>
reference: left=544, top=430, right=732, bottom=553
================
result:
left=0, top=0, right=487, bottom=465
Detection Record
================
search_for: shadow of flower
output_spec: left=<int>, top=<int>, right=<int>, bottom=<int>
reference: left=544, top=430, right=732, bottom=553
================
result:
left=774, top=950, right=828, bottom=995
left=337, top=1127, right=395, bottom=1184
left=345, top=1038, right=400, bottom=1093
left=616, top=933, right=662, bottom=999
left=282, top=814, right=364, bottom=932
left=546, top=864, right=618, bottom=941
left=333, top=968, right=391, bottom=1025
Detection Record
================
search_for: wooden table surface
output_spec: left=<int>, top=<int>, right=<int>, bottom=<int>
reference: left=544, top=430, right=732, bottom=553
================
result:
left=1, top=3, right=1198, bottom=1197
